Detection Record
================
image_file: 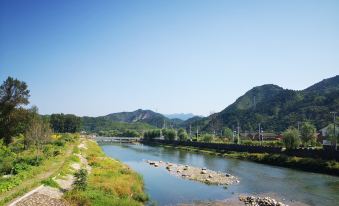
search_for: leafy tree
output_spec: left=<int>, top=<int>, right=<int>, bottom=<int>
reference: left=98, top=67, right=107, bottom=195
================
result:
left=282, top=128, right=301, bottom=149
left=0, top=77, right=30, bottom=144
left=300, top=122, right=317, bottom=146
left=177, top=128, right=188, bottom=141
left=143, top=129, right=160, bottom=140
left=163, top=129, right=176, bottom=141
left=222, top=127, right=233, bottom=139
left=121, top=129, right=140, bottom=137
left=50, top=113, right=81, bottom=133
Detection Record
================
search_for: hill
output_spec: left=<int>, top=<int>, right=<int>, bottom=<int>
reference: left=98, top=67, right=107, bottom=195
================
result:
left=102, top=109, right=169, bottom=127
left=192, top=75, right=339, bottom=132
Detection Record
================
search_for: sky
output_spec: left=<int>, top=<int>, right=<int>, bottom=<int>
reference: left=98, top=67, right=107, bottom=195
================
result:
left=1, top=0, right=338, bottom=117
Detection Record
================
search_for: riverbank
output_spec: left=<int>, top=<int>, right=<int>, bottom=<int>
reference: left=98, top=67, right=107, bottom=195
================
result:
left=0, top=134, right=79, bottom=205
left=64, top=140, right=148, bottom=206
left=143, top=142, right=339, bottom=176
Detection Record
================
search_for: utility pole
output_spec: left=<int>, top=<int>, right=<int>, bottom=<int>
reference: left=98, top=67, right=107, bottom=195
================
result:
left=237, top=122, right=240, bottom=144
left=330, top=112, right=337, bottom=149
left=297, top=121, right=301, bottom=132
left=189, top=124, right=192, bottom=140
left=258, top=123, right=261, bottom=145
left=232, top=130, right=235, bottom=143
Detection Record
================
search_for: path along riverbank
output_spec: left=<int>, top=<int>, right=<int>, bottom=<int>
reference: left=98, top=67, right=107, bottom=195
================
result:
left=8, top=140, right=91, bottom=206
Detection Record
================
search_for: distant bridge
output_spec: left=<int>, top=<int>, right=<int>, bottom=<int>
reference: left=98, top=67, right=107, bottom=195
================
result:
left=93, top=136, right=141, bottom=143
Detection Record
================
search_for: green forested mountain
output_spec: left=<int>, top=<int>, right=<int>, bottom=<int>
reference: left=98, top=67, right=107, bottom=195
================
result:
left=193, top=75, right=339, bottom=133
left=81, top=116, right=156, bottom=132
left=102, top=109, right=172, bottom=127
left=81, top=76, right=338, bottom=134
left=82, top=109, right=183, bottom=132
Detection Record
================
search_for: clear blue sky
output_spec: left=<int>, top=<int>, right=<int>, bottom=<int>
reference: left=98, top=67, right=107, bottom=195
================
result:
left=1, top=0, right=338, bottom=117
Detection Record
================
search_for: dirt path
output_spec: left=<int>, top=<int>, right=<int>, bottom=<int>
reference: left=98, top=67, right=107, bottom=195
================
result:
left=6, top=140, right=91, bottom=206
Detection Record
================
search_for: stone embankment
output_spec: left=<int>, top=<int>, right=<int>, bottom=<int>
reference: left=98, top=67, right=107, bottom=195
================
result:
left=146, top=160, right=239, bottom=185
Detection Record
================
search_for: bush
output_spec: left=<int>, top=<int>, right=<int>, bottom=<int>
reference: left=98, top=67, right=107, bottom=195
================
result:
left=53, top=139, right=65, bottom=147
left=12, top=162, right=30, bottom=175
left=74, top=169, right=88, bottom=191
left=0, top=141, right=16, bottom=175
left=201, top=134, right=214, bottom=143
left=0, top=156, right=15, bottom=175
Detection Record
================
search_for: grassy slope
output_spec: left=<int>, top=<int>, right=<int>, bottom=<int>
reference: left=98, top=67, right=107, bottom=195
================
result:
left=64, top=140, right=148, bottom=206
left=0, top=139, right=78, bottom=205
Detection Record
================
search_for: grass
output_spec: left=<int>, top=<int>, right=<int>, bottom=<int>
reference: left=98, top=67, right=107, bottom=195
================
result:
left=41, top=177, right=59, bottom=188
left=64, top=140, right=148, bottom=206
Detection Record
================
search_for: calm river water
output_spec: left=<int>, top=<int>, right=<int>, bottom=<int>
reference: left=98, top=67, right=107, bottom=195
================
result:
left=100, top=143, right=339, bottom=206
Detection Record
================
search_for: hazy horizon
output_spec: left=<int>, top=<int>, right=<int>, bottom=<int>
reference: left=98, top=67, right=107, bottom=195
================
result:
left=1, top=0, right=338, bottom=116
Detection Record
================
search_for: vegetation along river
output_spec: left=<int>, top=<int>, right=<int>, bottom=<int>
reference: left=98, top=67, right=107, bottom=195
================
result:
left=100, top=143, right=339, bottom=206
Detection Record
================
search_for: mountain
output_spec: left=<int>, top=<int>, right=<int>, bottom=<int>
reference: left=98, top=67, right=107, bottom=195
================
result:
left=81, top=116, right=155, bottom=132
left=304, top=75, right=339, bottom=94
left=165, top=113, right=199, bottom=121
left=102, top=109, right=171, bottom=127
left=192, top=75, right=339, bottom=132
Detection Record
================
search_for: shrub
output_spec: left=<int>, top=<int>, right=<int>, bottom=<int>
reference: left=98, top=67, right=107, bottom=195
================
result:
left=201, top=134, right=214, bottom=143
left=0, top=156, right=15, bottom=175
left=74, top=169, right=88, bottom=191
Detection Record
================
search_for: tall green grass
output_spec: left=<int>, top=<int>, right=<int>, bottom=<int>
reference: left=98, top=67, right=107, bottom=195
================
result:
left=64, top=140, right=148, bottom=206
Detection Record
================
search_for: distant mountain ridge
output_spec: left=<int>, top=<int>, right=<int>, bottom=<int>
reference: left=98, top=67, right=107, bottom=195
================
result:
left=191, top=75, right=339, bottom=132
left=165, top=113, right=201, bottom=120
left=82, top=75, right=339, bottom=133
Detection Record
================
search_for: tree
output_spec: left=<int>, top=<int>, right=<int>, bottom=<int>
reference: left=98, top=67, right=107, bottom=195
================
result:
left=143, top=129, right=160, bottom=140
left=222, top=127, right=233, bottom=139
left=300, top=122, right=317, bottom=146
left=282, top=128, right=301, bottom=149
left=25, top=108, right=52, bottom=162
left=50, top=113, right=81, bottom=133
left=163, top=129, right=176, bottom=141
left=0, top=77, right=30, bottom=144
left=121, top=129, right=140, bottom=137
left=177, top=128, right=188, bottom=141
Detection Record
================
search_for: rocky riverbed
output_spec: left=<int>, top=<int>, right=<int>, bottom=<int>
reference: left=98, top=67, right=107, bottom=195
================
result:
left=146, top=160, right=239, bottom=185
left=239, top=195, right=287, bottom=206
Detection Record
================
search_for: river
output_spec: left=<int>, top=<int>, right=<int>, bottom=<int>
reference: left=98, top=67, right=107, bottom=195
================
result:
left=100, top=143, right=339, bottom=206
